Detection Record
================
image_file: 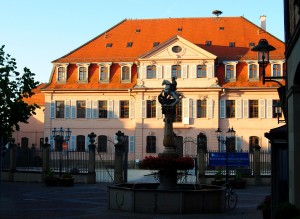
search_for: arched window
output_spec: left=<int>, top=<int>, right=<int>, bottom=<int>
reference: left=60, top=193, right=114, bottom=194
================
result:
left=98, top=135, right=107, bottom=152
left=76, top=135, right=85, bottom=151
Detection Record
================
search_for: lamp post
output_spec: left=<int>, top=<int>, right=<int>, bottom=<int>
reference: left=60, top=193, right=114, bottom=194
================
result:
left=215, top=127, right=236, bottom=183
left=251, top=39, right=276, bottom=85
left=51, top=127, right=71, bottom=176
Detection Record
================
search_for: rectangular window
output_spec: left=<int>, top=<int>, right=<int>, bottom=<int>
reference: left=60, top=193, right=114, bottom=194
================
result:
left=55, top=101, right=65, bottom=118
left=226, top=100, right=235, bottom=118
left=122, top=66, right=130, bottom=81
left=146, top=136, right=156, bottom=153
left=197, top=65, right=206, bottom=78
left=249, top=100, right=259, bottom=118
left=120, top=100, right=129, bottom=118
left=97, top=135, right=107, bottom=152
left=197, top=100, right=206, bottom=118
left=174, top=101, right=182, bottom=122
left=272, top=64, right=281, bottom=77
left=79, top=67, right=87, bottom=81
left=147, top=100, right=156, bottom=118
left=225, top=65, right=234, bottom=81
left=126, top=42, right=133, bottom=47
left=57, top=67, right=65, bottom=81
left=77, top=100, right=86, bottom=118
left=229, top=42, right=235, bottom=47
left=100, top=67, right=109, bottom=82
left=172, top=65, right=181, bottom=78
left=106, top=43, right=112, bottom=48
left=249, top=64, right=258, bottom=79
left=98, top=100, right=107, bottom=118
left=205, top=41, right=212, bottom=46
left=153, top=42, right=160, bottom=47
left=147, top=65, right=156, bottom=79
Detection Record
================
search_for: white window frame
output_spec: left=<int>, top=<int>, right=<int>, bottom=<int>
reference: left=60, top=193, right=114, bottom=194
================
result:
left=270, top=60, right=285, bottom=77
left=76, top=63, right=90, bottom=82
left=55, top=63, right=69, bottom=83
left=246, top=61, right=259, bottom=81
left=223, top=61, right=238, bottom=82
left=120, top=62, right=133, bottom=82
left=98, top=62, right=112, bottom=83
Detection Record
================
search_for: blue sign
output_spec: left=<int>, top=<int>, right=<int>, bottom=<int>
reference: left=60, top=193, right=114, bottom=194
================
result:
left=209, top=152, right=250, bottom=167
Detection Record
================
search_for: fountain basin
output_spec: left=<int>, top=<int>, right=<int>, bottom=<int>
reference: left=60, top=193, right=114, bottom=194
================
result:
left=108, top=183, right=226, bottom=214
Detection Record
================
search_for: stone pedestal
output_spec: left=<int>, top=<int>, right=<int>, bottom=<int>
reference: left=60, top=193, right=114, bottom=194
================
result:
left=158, top=169, right=178, bottom=190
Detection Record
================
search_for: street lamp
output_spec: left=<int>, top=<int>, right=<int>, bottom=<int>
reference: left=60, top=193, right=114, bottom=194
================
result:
left=51, top=127, right=71, bottom=175
left=251, top=39, right=277, bottom=85
left=215, top=127, right=236, bottom=183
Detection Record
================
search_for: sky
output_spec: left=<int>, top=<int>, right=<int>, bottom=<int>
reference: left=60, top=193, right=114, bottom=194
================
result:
left=0, top=0, right=285, bottom=83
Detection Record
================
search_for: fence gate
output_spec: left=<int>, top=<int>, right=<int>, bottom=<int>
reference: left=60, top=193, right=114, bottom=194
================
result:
left=95, top=140, right=115, bottom=183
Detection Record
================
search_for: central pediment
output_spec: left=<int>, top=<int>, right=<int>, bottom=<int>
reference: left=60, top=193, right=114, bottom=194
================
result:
left=139, top=35, right=217, bottom=61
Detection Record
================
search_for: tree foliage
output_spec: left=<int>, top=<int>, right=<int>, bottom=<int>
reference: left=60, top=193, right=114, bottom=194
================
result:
left=0, top=45, right=40, bottom=140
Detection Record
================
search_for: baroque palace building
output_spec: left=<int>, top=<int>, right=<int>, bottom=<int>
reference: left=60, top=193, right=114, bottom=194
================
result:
left=14, top=16, right=285, bottom=162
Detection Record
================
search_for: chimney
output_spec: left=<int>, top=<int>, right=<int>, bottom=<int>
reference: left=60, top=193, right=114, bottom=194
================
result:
left=260, top=15, right=266, bottom=30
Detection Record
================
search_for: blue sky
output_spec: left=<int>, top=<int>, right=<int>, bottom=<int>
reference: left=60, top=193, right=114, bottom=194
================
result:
left=0, top=0, right=284, bottom=83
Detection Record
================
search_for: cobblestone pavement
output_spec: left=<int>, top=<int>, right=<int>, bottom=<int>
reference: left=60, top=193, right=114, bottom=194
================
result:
left=0, top=180, right=269, bottom=219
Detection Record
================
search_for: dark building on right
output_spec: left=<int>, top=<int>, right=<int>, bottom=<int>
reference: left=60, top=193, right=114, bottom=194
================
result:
left=284, top=0, right=300, bottom=210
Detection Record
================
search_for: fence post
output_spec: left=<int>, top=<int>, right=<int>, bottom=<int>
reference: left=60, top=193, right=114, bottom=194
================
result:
left=197, top=149, right=205, bottom=184
left=87, top=132, right=96, bottom=184
left=42, top=137, right=51, bottom=182
left=253, top=146, right=261, bottom=185
left=8, top=141, right=17, bottom=181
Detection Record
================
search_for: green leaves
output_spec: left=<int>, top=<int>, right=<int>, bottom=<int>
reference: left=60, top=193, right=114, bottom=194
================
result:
left=0, top=45, right=40, bottom=138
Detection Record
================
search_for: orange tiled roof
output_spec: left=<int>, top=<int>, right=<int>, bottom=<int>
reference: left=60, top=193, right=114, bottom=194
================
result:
left=53, top=17, right=284, bottom=63
left=45, top=17, right=285, bottom=90
left=24, top=83, right=46, bottom=106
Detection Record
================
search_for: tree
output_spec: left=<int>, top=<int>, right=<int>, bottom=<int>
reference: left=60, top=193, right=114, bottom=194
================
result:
left=0, top=45, right=40, bottom=144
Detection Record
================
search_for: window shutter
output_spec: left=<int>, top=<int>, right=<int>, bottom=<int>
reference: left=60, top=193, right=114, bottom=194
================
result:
left=183, top=98, right=190, bottom=124
left=114, top=100, right=120, bottom=118
left=86, top=100, right=91, bottom=118
left=267, top=99, right=273, bottom=118
left=243, top=99, right=249, bottom=118
left=129, top=100, right=135, bottom=119
left=141, top=100, right=146, bottom=118
left=182, top=65, right=188, bottom=79
left=193, top=99, right=197, bottom=118
left=220, top=99, right=225, bottom=118
left=50, top=101, right=55, bottom=119
left=165, top=65, right=171, bottom=79
left=129, top=136, right=135, bottom=153
left=189, top=99, right=193, bottom=118
left=156, top=98, right=162, bottom=118
left=207, top=99, right=213, bottom=118
left=236, top=99, right=242, bottom=118
left=65, top=100, right=70, bottom=119
left=92, top=100, right=98, bottom=118
left=70, top=135, right=76, bottom=151
left=207, top=64, right=213, bottom=78
left=71, top=100, right=76, bottom=118
left=191, top=65, right=196, bottom=78
left=108, top=100, right=114, bottom=118
left=141, top=66, right=146, bottom=79
left=236, top=136, right=242, bottom=151
left=157, top=65, right=162, bottom=79
left=259, top=99, right=266, bottom=118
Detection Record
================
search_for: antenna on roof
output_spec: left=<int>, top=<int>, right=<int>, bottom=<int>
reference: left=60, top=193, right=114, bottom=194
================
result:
left=212, top=10, right=223, bottom=17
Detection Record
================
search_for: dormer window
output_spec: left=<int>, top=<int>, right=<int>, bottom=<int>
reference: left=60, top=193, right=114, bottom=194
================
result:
left=229, top=42, right=235, bottom=47
left=177, top=27, right=183, bottom=32
left=98, top=62, right=112, bottom=83
left=153, top=42, right=160, bottom=47
left=76, top=63, right=90, bottom=83
left=270, top=60, right=285, bottom=78
left=106, top=43, right=112, bottom=48
left=120, top=62, right=133, bottom=83
left=249, top=42, right=255, bottom=47
left=246, top=61, right=259, bottom=81
left=205, top=41, right=212, bottom=46
left=223, top=61, right=238, bottom=82
left=56, top=63, right=68, bottom=83
left=136, top=29, right=141, bottom=33
left=219, top=27, right=224, bottom=30
left=127, top=42, right=133, bottom=47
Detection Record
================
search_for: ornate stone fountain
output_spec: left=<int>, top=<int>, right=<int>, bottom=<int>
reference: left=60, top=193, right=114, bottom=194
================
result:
left=108, top=77, right=225, bottom=213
